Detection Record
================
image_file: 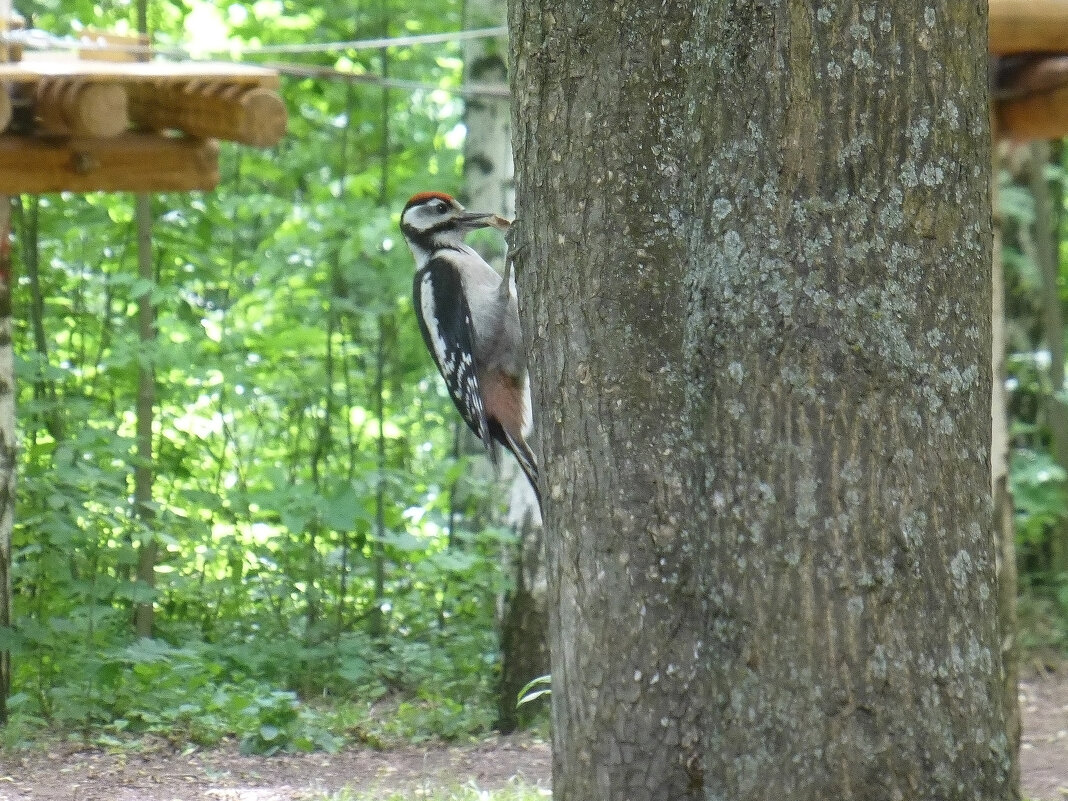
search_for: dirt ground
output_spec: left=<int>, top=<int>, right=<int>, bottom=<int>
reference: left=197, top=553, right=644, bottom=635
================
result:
left=1020, top=673, right=1068, bottom=801
left=0, top=735, right=552, bottom=801
left=0, top=675, right=1064, bottom=801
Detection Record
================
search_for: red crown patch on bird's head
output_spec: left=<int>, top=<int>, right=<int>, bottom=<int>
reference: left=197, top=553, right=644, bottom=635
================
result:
left=404, top=191, right=458, bottom=212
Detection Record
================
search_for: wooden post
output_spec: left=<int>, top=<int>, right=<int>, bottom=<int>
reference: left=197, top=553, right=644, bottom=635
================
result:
left=0, top=90, right=10, bottom=134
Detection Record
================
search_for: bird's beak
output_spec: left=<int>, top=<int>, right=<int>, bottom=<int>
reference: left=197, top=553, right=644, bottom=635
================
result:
left=457, top=210, right=512, bottom=231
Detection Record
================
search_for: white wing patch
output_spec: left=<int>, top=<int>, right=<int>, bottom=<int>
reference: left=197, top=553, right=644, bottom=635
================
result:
left=420, top=271, right=451, bottom=371
left=418, top=269, right=490, bottom=444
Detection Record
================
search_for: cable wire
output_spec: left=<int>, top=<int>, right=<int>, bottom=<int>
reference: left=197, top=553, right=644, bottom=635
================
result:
left=3, top=25, right=507, bottom=59
left=267, top=61, right=509, bottom=98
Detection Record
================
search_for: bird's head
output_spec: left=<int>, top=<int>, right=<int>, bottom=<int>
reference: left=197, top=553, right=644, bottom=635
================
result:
left=400, top=192, right=510, bottom=262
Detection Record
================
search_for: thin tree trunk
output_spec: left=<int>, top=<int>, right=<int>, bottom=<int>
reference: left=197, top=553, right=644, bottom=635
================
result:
left=463, top=0, right=514, bottom=221
left=14, top=197, right=64, bottom=444
left=463, top=0, right=546, bottom=733
left=0, top=196, right=13, bottom=723
left=368, top=3, right=392, bottom=643
left=132, top=194, right=157, bottom=639
left=497, top=513, right=548, bottom=731
left=306, top=299, right=336, bottom=637
left=991, top=156, right=1021, bottom=794
left=1028, top=141, right=1068, bottom=577
left=369, top=316, right=388, bottom=640
left=131, top=0, right=157, bottom=640
left=511, top=1, right=1013, bottom=798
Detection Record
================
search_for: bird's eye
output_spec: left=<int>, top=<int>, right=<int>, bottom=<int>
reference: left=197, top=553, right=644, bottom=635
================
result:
left=435, top=201, right=448, bottom=214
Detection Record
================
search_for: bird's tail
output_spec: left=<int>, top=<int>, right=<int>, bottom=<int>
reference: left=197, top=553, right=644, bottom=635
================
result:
left=504, top=429, right=541, bottom=510
left=489, top=420, right=542, bottom=509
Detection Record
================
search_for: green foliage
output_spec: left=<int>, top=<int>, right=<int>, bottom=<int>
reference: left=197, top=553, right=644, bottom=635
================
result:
left=5, top=0, right=518, bottom=748
left=1017, top=592, right=1068, bottom=654
left=1010, top=448, right=1067, bottom=547
left=1001, top=149, right=1068, bottom=649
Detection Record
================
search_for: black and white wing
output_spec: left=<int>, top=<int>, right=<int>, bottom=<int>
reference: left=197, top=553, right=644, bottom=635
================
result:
left=413, top=257, right=492, bottom=449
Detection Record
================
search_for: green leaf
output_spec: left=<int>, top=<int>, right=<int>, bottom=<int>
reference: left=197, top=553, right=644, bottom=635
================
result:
left=0, top=626, right=26, bottom=652
left=114, top=580, right=158, bottom=604
left=322, top=485, right=361, bottom=531
left=517, top=674, right=552, bottom=707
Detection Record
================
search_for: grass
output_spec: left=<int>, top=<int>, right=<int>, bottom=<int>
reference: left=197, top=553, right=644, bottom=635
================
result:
left=315, top=779, right=551, bottom=801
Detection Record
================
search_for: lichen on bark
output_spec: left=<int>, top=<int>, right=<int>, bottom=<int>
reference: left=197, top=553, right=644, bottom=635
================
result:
left=510, top=1, right=1014, bottom=799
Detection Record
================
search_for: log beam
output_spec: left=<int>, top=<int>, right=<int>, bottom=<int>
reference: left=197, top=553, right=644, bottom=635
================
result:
left=997, top=56, right=1068, bottom=140
left=990, top=0, right=1068, bottom=55
left=34, top=81, right=129, bottom=138
left=128, top=82, right=287, bottom=147
left=999, top=84, right=1068, bottom=140
left=0, top=89, right=10, bottom=134
left=0, top=133, right=219, bottom=193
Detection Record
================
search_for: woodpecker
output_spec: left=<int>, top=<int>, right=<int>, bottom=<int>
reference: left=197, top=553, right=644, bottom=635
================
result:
left=400, top=191, right=540, bottom=506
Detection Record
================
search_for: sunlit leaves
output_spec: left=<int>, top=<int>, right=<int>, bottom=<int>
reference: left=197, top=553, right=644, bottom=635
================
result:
left=7, top=0, right=510, bottom=745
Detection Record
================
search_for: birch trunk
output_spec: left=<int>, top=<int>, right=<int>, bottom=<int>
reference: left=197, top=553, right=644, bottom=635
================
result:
left=991, top=163, right=1021, bottom=794
left=463, top=0, right=547, bottom=732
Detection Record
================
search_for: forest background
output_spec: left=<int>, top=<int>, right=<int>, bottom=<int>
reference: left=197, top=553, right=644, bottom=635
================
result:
left=0, top=0, right=1064, bottom=756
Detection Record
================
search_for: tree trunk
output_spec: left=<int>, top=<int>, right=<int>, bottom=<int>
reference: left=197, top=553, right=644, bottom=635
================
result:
left=510, top=1, right=1013, bottom=798
left=991, top=157, right=1021, bottom=794
left=132, top=4, right=157, bottom=640
left=497, top=514, right=548, bottom=731
left=133, top=194, right=157, bottom=639
left=463, top=0, right=547, bottom=733
left=0, top=196, right=13, bottom=723
left=463, top=0, right=514, bottom=221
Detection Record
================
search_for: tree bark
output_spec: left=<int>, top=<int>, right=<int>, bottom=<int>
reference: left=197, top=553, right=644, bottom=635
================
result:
left=510, top=1, right=1013, bottom=799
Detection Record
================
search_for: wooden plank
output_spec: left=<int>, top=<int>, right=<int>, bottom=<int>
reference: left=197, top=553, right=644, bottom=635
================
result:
left=0, top=88, right=9, bottom=133
left=990, top=0, right=1068, bottom=55
left=0, top=132, right=219, bottom=193
left=995, top=56, right=1068, bottom=140
left=999, top=83, right=1068, bottom=140
left=0, top=58, right=280, bottom=87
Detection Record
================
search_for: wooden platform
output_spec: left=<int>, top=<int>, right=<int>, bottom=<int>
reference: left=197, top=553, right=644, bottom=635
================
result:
left=0, top=132, right=219, bottom=193
left=0, top=57, right=280, bottom=86
left=0, top=53, right=285, bottom=193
